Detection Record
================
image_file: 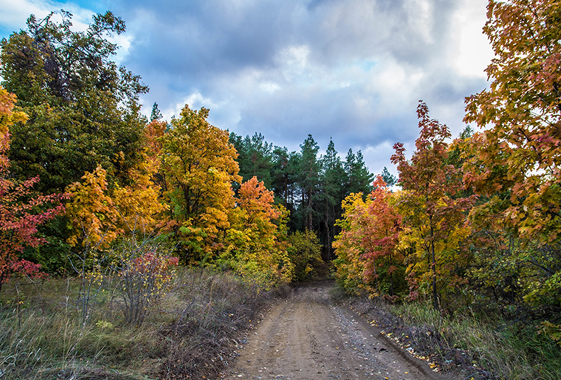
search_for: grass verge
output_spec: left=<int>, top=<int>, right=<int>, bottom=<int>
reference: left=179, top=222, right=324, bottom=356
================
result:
left=0, top=268, right=286, bottom=379
left=332, top=287, right=561, bottom=380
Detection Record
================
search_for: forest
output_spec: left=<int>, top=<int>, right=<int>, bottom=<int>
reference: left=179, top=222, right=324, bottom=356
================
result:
left=0, top=0, right=560, bottom=378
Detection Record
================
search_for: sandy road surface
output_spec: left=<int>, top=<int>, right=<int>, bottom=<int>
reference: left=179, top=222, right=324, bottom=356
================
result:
left=224, top=283, right=443, bottom=380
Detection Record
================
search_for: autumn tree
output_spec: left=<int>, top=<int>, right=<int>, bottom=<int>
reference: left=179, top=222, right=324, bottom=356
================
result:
left=392, top=101, right=475, bottom=309
left=333, top=176, right=404, bottom=297
left=361, top=176, right=405, bottom=298
left=65, top=163, right=166, bottom=249
left=0, top=87, right=66, bottom=290
left=462, top=0, right=561, bottom=314
left=226, top=176, right=293, bottom=286
left=160, top=105, right=241, bottom=263
left=333, top=192, right=372, bottom=293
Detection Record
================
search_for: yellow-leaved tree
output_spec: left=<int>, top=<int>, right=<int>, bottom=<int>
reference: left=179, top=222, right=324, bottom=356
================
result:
left=160, top=105, right=241, bottom=264
left=66, top=161, right=167, bottom=249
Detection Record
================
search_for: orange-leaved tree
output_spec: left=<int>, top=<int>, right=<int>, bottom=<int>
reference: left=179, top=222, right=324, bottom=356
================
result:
left=66, top=150, right=167, bottom=249
left=333, top=177, right=403, bottom=298
left=464, top=0, right=561, bottom=243
left=392, top=101, right=475, bottom=309
left=462, top=0, right=561, bottom=317
left=226, top=176, right=293, bottom=287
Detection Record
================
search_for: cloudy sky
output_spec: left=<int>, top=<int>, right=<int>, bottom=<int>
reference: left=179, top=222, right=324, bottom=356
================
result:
left=0, top=0, right=493, bottom=176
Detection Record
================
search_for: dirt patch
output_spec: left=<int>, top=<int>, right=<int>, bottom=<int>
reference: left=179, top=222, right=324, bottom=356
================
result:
left=222, top=283, right=447, bottom=380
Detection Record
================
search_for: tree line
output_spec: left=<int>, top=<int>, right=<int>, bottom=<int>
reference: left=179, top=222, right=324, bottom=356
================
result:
left=0, top=9, right=386, bottom=288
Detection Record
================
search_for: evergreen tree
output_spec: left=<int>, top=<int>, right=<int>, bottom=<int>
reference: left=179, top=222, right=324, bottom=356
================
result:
left=297, top=135, right=321, bottom=232
left=380, top=167, right=397, bottom=187
left=150, top=102, right=163, bottom=121
left=318, top=139, right=347, bottom=260
left=344, top=149, right=373, bottom=196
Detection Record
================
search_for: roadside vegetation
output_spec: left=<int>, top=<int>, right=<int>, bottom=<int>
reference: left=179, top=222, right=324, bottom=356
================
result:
left=0, top=267, right=287, bottom=379
left=337, top=289, right=561, bottom=380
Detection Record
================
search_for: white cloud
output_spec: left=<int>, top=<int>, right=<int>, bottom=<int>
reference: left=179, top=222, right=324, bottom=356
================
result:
left=450, top=0, right=494, bottom=78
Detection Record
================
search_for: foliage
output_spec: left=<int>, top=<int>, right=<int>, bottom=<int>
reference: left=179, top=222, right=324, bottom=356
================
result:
left=318, top=139, right=347, bottom=261
left=333, top=177, right=404, bottom=298
left=288, top=230, right=324, bottom=282
left=333, top=192, right=370, bottom=294
left=0, top=10, right=148, bottom=194
left=0, top=86, right=67, bottom=290
left=230, top=132, right=274, bottom=189
left=461, top=0, right=561, bottom=317
left=391, top=101, right=475, bottom=308
left=65, top=164, right=166, bottom=249
left=225, top=177, right=294, bottom=287
left=344, top=148, right=374, bottom=196
left=297, top=134, right=321, bottom=231
left=161, top=105, right=241, bottom=263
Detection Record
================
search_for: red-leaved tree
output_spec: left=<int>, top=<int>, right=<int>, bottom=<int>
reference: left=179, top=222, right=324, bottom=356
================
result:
left=0, top=86, right=67, bottom=290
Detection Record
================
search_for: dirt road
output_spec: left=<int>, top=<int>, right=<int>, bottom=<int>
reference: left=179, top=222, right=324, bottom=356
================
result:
left=224, top=283, right=444, bottom=380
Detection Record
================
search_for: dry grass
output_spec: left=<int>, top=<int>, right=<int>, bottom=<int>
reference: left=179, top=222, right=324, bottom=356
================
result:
left=0, top=268, right=285, bottom=379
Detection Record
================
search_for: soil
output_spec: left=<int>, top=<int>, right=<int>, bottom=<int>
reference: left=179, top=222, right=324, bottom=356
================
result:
left=222, top=283, right=449, bottom=380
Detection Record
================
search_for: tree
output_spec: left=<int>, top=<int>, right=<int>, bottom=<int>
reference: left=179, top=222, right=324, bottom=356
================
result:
left=160, top=105, right=241, bottom=263
left=464, top=0, right=561, bottom=243
left=150, top=102, right=163, bottom=121
left=333, top=176, right=404, bottom=298
left=462, top=0, right=561, bottom=315
left=65, top=163, right=167, bottom=249
left=0, top=10, right=148, bottom=194
left=297, top=135, right=321, bottom=231
left=226, top=177, right=293, bottom=286
left=0, top=87, right=66, bottom=290
left=391, top=101, right=475, bottom=309
left=345, top=149, right=373, bottom=195
left=380, top=167, right=397, bottom=187
left=271, top=146, right=299, bottom=212
left=361, top=176, right=404, bottom=298
left=318, top=139, right=347, bottom=260
left=230, top=132, right=274, bottom=189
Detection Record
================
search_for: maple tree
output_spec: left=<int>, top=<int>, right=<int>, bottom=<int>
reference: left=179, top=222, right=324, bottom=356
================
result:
left=464, top=0, right=561, bottom=243
left=361, top=176, right=404, bottom=298
left=226, top=176, right=293, bottom=286
left=333, top=176, right=404, bottom=298
left=160, top=105, right=241, bottom=263
left=391, top=101, right=475, bottom=309
left=460, top=0, right=561, bottom=319
left=0, top=87, right=66, bottom=290
left=333, top=192, right=371, bottom=293
left=66, top=161, right=166, bottom=249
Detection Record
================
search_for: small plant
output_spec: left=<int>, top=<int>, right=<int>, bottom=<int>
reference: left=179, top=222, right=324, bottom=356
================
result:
left=117, top=241, right=179, bottom=325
